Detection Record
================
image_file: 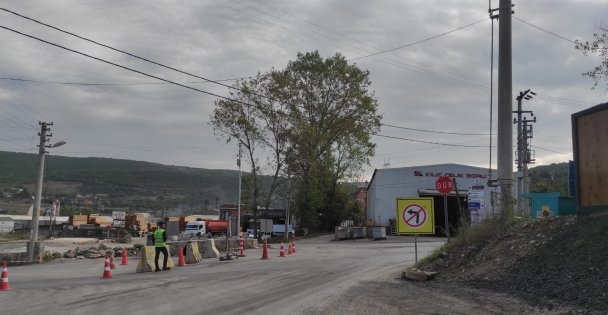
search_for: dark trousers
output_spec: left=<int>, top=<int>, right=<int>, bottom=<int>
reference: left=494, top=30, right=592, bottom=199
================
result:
left=155, top=246, right=168, bottom=270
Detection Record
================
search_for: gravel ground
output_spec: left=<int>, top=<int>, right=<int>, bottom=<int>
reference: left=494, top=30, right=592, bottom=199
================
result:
left=422, top=215, right=608, bottom=313
left=308, top=277, right=584, bottom=315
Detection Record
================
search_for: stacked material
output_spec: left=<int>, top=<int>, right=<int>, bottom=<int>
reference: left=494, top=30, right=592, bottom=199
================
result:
left=125, top=214, right=149, bottom=235
left=89, top=214, right=111, bottom=228
left=69, top=215, right=88, bottom=227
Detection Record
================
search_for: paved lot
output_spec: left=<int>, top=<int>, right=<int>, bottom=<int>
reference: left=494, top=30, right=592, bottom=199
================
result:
left=0, top=235, right=444, bottom=314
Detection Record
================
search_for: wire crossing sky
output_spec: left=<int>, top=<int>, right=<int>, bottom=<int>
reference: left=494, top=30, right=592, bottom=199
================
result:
left=0, top=0, right=604, bottom=178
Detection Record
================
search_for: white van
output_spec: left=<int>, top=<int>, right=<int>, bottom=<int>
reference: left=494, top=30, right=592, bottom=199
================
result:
left=184, top=221, right=206, bottom=237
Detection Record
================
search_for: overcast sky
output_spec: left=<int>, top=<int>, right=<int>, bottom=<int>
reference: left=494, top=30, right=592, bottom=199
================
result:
left=0, top=0, right=606, bottom=180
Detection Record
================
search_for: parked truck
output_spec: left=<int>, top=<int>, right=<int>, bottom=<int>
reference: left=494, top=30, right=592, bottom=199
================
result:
left=183, top=219, right=228, bottom=237
left=272, top=224, right=293, bottom=236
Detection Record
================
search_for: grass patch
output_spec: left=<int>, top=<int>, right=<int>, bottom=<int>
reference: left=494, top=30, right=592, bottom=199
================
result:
left=450, top=218, right=502, bottom=249
left=40, top=251, right=58, bottom=263
left=0, top=230, right=29, bottom=242
left=573, top=238, right=587, bottom=249
left=419, top=217, right=509, bottom=266
left=419, top=242, right=451, bottom=265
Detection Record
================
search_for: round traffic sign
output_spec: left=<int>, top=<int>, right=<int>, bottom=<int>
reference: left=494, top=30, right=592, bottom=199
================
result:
left=402, top=204, right=427, bottom=228
left=435, top=176, right=453, bottom=194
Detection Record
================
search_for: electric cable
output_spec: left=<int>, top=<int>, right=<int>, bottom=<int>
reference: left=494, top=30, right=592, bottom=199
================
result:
left=531, top=145, right=572, bottom=156
left=0, top=24, right=259, bottom=106
left=373, top=133, right=492, bottom=147
left=513, top=16, right=577, bottom=45
left=0, top=76, right=254, bottom=86
left=349, top=18, right=487, bottom=61
left=0, top=7, right=269, bottom=100
left=381, top=123, right=493, bottom=136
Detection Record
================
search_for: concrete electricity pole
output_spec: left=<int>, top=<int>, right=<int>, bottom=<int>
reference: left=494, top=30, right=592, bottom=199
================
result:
left=27, top=121, right=52, bottom=262
left=497, top=0, right=514, bottom=217
left=514, top=89, right=535, bottom=216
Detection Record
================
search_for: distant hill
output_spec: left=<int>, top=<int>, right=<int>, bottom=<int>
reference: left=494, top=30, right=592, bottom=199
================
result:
left=0, top=151, right=243, bottom=211
left=528, top=162, right=570, bottom=196
left=0, top=150, right=572, bottom=214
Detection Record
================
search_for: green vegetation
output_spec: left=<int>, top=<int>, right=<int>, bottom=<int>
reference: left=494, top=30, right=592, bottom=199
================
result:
left=40, top=251, right=56, bottom=263
left=0, top=151, right=246, bottom=210
left=0, top=231, right=29, bottom=241
left=419, top=242, right=451, bottom=265
left=573, top=238, right=587, bottom=249
left=421, top=217, right=510, bottom=265
left=575, top=31, right=608, bottom=89
left=528, top=162, right=569, bottom=195
left=211, top=51, right=381, bottom=233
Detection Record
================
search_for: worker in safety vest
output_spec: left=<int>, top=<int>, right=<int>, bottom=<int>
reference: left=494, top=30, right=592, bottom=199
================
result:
left=154, top=221, right=171, bottom=271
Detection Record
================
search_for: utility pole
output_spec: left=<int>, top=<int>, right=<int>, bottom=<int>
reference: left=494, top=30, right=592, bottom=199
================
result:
left=237, top=142, right=242, bottom=237
left=284, top=172, right=292, bottom=242
left=27, top=121, right=52, bottom=262
left=161, top=190, right=167, bottom=221
left=497, top=0, right=514, bottom=217
left=514, top=89, right=535, bottom=216
left=522, top=115, right=536, bottom=215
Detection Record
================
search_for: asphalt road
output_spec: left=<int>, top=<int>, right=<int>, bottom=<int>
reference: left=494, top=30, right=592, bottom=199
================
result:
left=1, top=235, right=444, bottom=315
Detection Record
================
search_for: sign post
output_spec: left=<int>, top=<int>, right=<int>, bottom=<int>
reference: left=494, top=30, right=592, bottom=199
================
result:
left=436, top=176, right=453, bottom=241
left=396, top=198, right=435, bottom=270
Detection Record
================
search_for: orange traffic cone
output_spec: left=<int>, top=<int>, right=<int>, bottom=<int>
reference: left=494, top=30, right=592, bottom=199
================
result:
left=260, top=239, right=270, bottom=260
left=102, top=254, right=112, bottom=279
left=177, top=245, right=186, bottom=267
left=279, top=242, right=286, bottom=257
left=238, top=233, right=246, bottom=257
left=121, top=248, right=128, bottom=265
left=0, top=261, right=10, bottom=291
left=292, top=238, right=297, bottom=254
left=287, top=240, right=293, bottom=255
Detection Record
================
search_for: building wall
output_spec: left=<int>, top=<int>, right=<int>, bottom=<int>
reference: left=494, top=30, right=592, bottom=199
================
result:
left=367, top=164, right=496, bottom=226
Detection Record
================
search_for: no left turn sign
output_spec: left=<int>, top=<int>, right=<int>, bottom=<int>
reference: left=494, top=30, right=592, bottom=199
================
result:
left=403, top=204, right=427, bottom=228
left=396, top=198, right=435, bottom=235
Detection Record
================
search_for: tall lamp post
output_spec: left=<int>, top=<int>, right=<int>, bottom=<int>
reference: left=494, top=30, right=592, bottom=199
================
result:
left=27, top=120, right=65, bottom=262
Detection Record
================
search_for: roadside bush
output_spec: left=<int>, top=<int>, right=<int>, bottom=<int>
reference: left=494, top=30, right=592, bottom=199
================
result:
left=0, top=230, right=29, bottom=241
left=41, top=251, right=55, bottom=263
left=420, top=215, right=517, bottom=266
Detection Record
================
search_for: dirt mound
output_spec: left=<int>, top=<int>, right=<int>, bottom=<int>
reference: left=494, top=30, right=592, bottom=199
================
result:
left=422, top=215, right=608, bottom=312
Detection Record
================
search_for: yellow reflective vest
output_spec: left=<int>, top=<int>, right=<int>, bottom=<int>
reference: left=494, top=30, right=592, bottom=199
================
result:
left=154, top=228, right=166, bottom=248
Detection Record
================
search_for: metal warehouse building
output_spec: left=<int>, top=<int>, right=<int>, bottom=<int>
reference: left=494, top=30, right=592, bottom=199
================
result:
left=367, top=163, right=497, bottom=235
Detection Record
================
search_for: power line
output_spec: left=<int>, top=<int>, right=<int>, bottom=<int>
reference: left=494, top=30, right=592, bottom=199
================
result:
left=381, top=123, right=493, bottom=136
left=0, top=24, right=255, bottom=105
left=373, top=133, right=492, bottom=147
left=225, top=2, right=493, bottom=93
left=0, top=24, right=374, bottom=140
left=0, top=7, right=267, bottom=100
left=531, top=145, right=572, bottom=156
left=513, top=16, right=577, bottom=45
left=349, top=19, right=487, bottom=61
left=0, top=76, right=254, bottom=86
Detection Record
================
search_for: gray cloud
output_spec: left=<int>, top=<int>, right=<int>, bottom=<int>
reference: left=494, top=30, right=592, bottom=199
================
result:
left=0, top=0, right=606, bottom=179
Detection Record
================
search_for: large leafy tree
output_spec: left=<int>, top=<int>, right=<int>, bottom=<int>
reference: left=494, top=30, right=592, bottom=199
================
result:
left=272, top=51, right=381, bottom=232
left=211, top=51, right=381, bottom=233
left=575, top=30, right=608, bottom=89
left=210, top=74, right=290, bottom=236
left=210, top=76, right=265, bottom=236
